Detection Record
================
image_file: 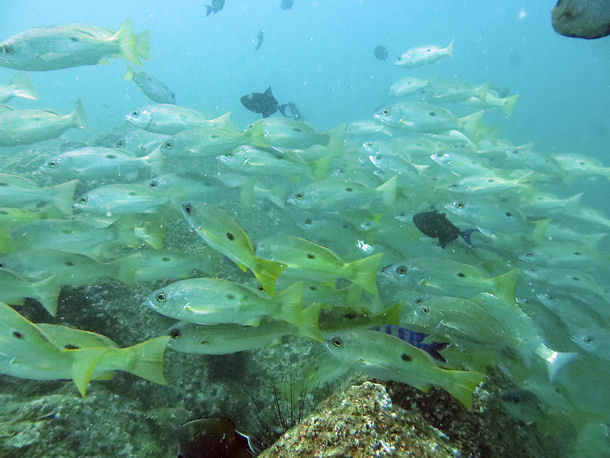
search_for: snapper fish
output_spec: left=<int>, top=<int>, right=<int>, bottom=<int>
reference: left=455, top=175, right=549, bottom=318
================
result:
left=0, top=302, right=169, bottom=396
left=256, top=235, right=382, bottom=296
left=388, top=76, right=429, bottom=97
left=412, top=210, right=478, bottom=248
left=126, top=104, right=231, bottom=135
left=181, top=201, right=286, bottom=295
left=0, top=173, right=78, bottom=215
left=0, top=99, right=87, bottom=146
left=324, top=329, right=484, bottom=408
left=124, top=65, right=176, bottom=104
left=394, top=40, right=454, bottom=67
left=144, top=279, right=320, bottom=340
left=0, top=19, right=150, bottom=71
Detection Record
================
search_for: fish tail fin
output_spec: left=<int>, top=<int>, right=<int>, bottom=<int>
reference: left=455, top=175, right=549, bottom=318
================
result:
left=253, top=257, right=286, bottom=296
left=143, top=147, right=163, bottom=174
left=277, top=103, right=289, bottom=117
left=381, top=303, right=402, bottom=326
left=275, top=281, right=305, bottom=325
left=119, top=336, right=170, bottom=385
left=531, top=218, right=552, bottom=245
left=502, top=94, right=519, bottom=116
left=213, top=111, right=232, bottom=128
left=443, top=369, right=484, bottom=409
left=11, top=72, right=37, bottom=100
left=49, top=179, right=79, bottom=214
left=33, top=276, right=62, bottom=316
left=203, top=5, right=213, bottom=16
left=70, top=99, right=87, bottom=130
left=296, top=303, right=322, bottom=342
left=459, top=228, right=478, bottom=247
left=490, top=269, right=518, bottom=304
left=69, top=348, right=109, bottom=397
left=114, top=19, right=141, bottom=65
left=535, top=343, right=578, bottom=382
left=123, top=64, right=135, bottom=80
left=135, top=31, right=151, bottom=61
left=458, top=110, right=485, bottom=143
left=248, top=121, right=269, bottom=148
left=375, top=175, right=398, bottom=209
left=424, top=342, right=449, bottom=363
left=346, top=253, right=382, bottom=295
left=446, top=39, right=455, bottom=57
left=310, top=154, right=331, bottom=180
left=133, top=219, right=165, bottom=249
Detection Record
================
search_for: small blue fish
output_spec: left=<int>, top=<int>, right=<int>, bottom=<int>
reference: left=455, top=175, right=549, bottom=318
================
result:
left=373, top=324, right=449, bottom=362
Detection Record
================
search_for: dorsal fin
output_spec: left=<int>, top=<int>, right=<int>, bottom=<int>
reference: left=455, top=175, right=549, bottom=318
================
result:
left=264, top=86, right=273, bottom=97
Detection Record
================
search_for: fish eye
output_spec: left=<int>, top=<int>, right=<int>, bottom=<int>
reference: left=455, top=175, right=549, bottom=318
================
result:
left=163, top=141, right=173, bottom=150
left=183, top=203, right=192, bottom=215
left=395, top=265, right=407, bottom=275
left=295, top=193, right=303, bottom=200
left=332, top=337, right=343, bottom=347
left=131, top=110, right=139, bottom=118
left=0, top=44, right=14, bottom=55
left=382, top=109, right=390, bottom=116
left=583, top=336, right=594, bottom=344
left=225, top=152, right=232, bottom=157
left=421, top=306, right=430, bottom=314
left=47, top=161, right=56, bottom=168
left=455, top=201, right=463, bottom=209
left=116, top=139, right=125, bottom=148
left=149, top=181, right=157, bottom=188
left=156, top=292, right=166, bottom=302
left=257, top=285, right=265, bottom=292
left=170, top=329, right=181, bottom=338
left=79, top=197, right=87, bottom=204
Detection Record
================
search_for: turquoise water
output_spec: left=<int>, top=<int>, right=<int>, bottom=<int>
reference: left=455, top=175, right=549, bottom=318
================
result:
left=0, top=1, right=608, bottom=456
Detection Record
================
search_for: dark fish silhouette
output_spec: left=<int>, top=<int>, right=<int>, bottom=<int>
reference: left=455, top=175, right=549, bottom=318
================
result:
left=254, top=30, right=264, bottom=51
left=281, top=0, right=294, bottom=9
left=240, top=87, right=303, bottom=119
left=374, top=45, right=388, bottom=60
left=412, top=210, right=477, bottom=249
left=552, top=0, right=610, bottom=39
left=204, top=0, right=225, bottom=17
left=177, top=417, right=253, bottom=458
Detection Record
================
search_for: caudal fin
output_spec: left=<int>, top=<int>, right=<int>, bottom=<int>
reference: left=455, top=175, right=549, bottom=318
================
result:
left=346, top=253, right=382, bottom=295
left=253, top=256, right=286, bottom=296
left=375, top=175, right=398, bottom=209
left=49, top=179, right=78, bottom=215
left=490, top=269, right=518, bottom=305
left=119, top=336, right=170, bottom=385
left=114, top=19, right=141, bottom=65
left=135, top=31, right=151, bottom=61
left=458, top=110, right=485, bottom=144
left=248, top=121, right=269, bottom=148
left=11, top=72, right=37, bottom=100
left=275, top=281, right=305, bottom=326
left=69, top=348, right=109, bottom=397
left=535, top=343, right=578, bottom=382
left=70, top=99, right=87, bottom=130
left=443, top=369, right=484, bottom=409
left=459, top=228, right=478, bottom=247
left=33, top=276, right=62, bottom=316
left=445, top=39, right=455, bottom=57
left=502, top=94, right=519, bottom=117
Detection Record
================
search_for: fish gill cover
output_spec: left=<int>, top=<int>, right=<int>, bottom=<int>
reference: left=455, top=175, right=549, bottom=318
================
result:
left=0, top=1, right=608, bottom=456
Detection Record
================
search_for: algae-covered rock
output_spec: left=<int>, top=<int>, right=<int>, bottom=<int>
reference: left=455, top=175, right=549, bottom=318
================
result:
left=260, top=381, right=458, bottom=457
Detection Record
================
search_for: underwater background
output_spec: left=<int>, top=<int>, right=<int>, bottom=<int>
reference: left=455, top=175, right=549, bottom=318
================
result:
left=0, top=0, right=608, bottom=457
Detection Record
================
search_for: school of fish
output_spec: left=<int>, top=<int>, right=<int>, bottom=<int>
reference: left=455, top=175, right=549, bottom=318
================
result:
left=0, top=18, right=608, bottom=450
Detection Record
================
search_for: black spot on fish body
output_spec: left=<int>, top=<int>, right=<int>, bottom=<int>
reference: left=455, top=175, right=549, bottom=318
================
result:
left=170, top=328, right=181, bottom=338
left=401, top=353, right=412, bottom=362
left=64, top=344, right=80, bottom=350
left=306, top=253, right=315, bottom=259
left=65, top=261, right=74, bottom=266
left=457, top=272, right=466, bottom=278
left=226, top=232, right=235, bottom=241
left=200, top=340, right=209, bottom=345
left=12, top=331, right=22, bottom=339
